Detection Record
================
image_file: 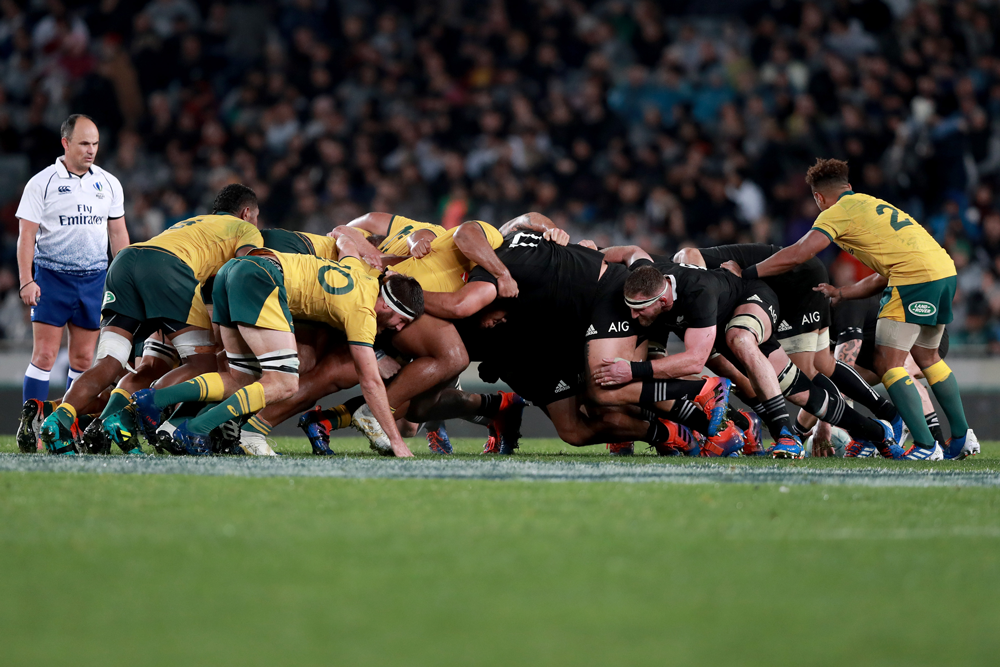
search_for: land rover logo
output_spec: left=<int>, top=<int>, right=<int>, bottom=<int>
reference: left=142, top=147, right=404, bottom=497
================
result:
left=103, top=291, right=116, bottom=307
left=908, top=301, right=936, bottom=316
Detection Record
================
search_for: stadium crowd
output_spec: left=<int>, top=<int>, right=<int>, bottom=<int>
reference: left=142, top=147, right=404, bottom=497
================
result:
left=2, top=0, right=1000, bottom=348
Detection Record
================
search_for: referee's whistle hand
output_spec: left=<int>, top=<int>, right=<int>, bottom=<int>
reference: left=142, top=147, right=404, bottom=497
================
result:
left=20, top=282, right=40, bottom=307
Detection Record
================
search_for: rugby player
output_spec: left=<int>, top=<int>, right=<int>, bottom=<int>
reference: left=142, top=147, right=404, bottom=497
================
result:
left=595, top=260, right=902, bottom=459
left=132, top=232, right=424, bottom=457
left=729, top=158, right=976, bottom=460
left=37, top=184, right=263, bottom=454
left=422, top=229, right=729, bottom=455
left=674, top=243, right=904, bottom=441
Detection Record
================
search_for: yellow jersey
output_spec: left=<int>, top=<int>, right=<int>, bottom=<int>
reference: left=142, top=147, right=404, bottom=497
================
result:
left=135, top=214, right=263, bottom=284
left=378, top=215, right=445, bottom=256
left=391, top=221, right=504, bottom=292
left=274, top=253, right=379, bottom=347
left=260, top=228, right=339, bottom=259
left=812, top=191, right=955, bottom=286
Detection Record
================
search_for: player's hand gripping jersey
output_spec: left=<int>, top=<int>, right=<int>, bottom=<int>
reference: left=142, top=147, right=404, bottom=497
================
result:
left=392, top=221, right=504, bottom=292
left=376, top=215, right=445, bottom=256
left=811, top=192, right=955, bottom=286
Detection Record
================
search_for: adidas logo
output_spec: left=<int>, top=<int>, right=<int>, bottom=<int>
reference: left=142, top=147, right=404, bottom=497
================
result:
left=778, top=320, right=792, bottom=332
left=554, top=380, right=571, bottom=392
left=586, top=325, right=598, bottom=336
left=746, top=294, right=762, bottom=302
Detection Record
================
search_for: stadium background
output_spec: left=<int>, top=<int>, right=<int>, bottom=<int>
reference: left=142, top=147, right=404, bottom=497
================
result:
left=2, top=0, right=1000, bottom=432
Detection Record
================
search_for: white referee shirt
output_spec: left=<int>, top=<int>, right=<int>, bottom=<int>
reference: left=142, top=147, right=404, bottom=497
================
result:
left=15, top=157, right=124, bottom=274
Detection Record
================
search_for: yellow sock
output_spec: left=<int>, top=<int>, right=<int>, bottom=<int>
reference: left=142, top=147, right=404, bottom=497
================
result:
left=922, top=360, right=952, bottom=385
left=881, top=366, right=911, bottom=389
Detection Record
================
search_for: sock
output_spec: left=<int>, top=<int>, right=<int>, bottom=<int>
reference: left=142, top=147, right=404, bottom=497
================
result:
left=730, top=409, right=750, bottom=432
left=925, top=411, right=945, bottom=446
left=922, top=360, right=969, bottom=438
left=77, top=413, right=97, bottom=431
left=883, top=367, right=936, bottom=447
left=747, top=400, right=764, bottom=415
left=810, top=373, right=884, bottom=443
left=665, top=399, right=709, bottom=435
left=759, top=395, right=791, bottom=441
left=639, top=379, right=704, bottom=404
left=154, top=373, right=226, bottom=409
left=475, top=393, right=503, bottom=418
left=188, top=382, right=267, bottom=435
left=425, top=420, right=445, bottom=433
left=462, top=415, right=492, bottom=426
left=167, top=401, right=203, bottom=422
left=23, top=363, right=50, bottom=403
left=336, top=395, right=365, bottom=417
left=67, top=367, right=84, bottom=390
left=53, top=403, right=77, bottom=430
left=41, top=400, right=56, bottom=417
left=831, top=361, right=899, bottom=422
left=792, top=415, right=810, bottom=438
left=242, top=414, right=272, bottom=436
left=325, top=404, right=352, bottom=429
left=644, top=419, right=669, bottom=444
left=100, top=388, right=132, bottom=420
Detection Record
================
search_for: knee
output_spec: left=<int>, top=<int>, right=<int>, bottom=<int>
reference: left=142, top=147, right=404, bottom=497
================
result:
left=69, top=351, right=94, bottom=370
left=726, top=331, right=756, bottom=360
left=31, top=347, right=58, bottom=370
left=556, top=425, right=589, bottom=447
left=437, top=344, right=469, bottom=375
left=269, top=373, right=299, bottom=401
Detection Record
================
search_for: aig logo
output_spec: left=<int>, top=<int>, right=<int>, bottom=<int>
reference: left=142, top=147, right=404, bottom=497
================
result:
left=57, top=186, right=71, bottom=194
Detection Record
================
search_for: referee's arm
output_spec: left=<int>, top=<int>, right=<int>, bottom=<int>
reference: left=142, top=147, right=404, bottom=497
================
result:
left=108, top=215, right=130, bottom=256
left=16, top=218, right=41, bottom=306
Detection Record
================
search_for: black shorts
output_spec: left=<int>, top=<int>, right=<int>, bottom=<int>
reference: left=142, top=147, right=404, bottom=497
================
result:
left=502, top=357, right=583, bottom=407
left=715, top=280, right=782, bottom=368
left=585, top=263, right=636, bottom=340
left=771, top=258, right=831, bottom=348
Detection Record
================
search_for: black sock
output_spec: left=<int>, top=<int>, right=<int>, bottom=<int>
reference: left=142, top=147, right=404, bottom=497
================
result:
left=926, top=411, right=944, bottom=445
left=831, top=361, right=899, bottom=422
left=644, top=419, right=668, bottom=444
left=168, top=401, right=203, bottom=421
left=759, top=395, right=791, bottom=440
left=792, top=417, right=810, bottom=439
left=475, top=393, right=502, bottom=418
left=665, top=399, right=709, bottom=435
left=811, top=374, right=884, bottom=442
left=639, top=379, right=705, bottom=404
left=344, top=395, right=366, bottom=414
left=730, top=409, right=750, bottom=432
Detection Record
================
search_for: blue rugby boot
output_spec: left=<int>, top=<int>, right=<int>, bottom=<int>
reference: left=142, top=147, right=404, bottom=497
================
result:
left=298, top=406, right=336, bottom=455
left=768, top=427, right=804, bottom=459
left=693, top=377, right=732, bottom=437
left=130, top=388, right=164, bottom=443
left=943, top=429, right=980, bottom=460
left=426, top=423, right=453, bottom=455
left=171, top=421, right=213, bottom=456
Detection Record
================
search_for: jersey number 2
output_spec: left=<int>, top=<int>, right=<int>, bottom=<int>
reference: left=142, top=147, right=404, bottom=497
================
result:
left=875, top=204, right=913, bottom=231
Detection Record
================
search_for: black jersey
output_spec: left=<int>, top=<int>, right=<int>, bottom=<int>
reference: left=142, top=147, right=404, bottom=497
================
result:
left=645, top=261, right=745, bottom=340
left=468, top=233, right=605, bottom=329
left=832, top=295, right=879, bottom=345
left=699, top=243, right=827, bottom=295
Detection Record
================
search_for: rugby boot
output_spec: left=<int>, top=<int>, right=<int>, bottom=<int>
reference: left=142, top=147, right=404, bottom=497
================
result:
left=739, top=410, right=766, bottom=456
left=650, top=419, right=702, bottom=456
left=872, top=419, right=904, bottom=459
left=298, top=407, right=336, bottom=455
left=105, top=407, right=143, bottom=454
left=153, top=421, right=183, bottom=455
left=843, top=440, right=877, bottom=458
left=943, top=429, right=980, bottom=460
left=38, top=416, right=79, bottom=455
left=130, top=388, right=164, bottom=443
left=902, top=442, right=944, bottom=461
left=482, top=422, right=500, bottom=454
left=768, top=427, right=805, bottom=459
left=607, top=442, right=635, bottom=456
left=693, top=376, right=732, bottom=437
left=171, top=421, right=213, bottom=456
left=81, top=417, right=113, bottom=455
left=426, top=424, right=453, bottom=455
left=210, top=420, right=245, bottom=455
left=16, top=399, right=44, bottom=453
left=238, top=430, right=278, bottom=456
left=494, top=392, right=525, bottom=455
left=700, top=422, right=745, bottom=457
left=889, top=414, right=905, bottom=446
left=351, top=404, right=394, bottom=456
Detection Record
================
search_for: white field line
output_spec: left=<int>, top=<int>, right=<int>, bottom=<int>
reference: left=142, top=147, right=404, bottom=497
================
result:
left=1, top=453, right=1000, bottom=488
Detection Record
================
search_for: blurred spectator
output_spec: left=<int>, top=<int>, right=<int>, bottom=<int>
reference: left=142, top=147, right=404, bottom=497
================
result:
left=0, top=0, right=999, bottom=347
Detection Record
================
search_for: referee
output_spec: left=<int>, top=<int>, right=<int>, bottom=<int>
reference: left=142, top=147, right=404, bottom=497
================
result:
left=15, top=114, right=129, bottom=406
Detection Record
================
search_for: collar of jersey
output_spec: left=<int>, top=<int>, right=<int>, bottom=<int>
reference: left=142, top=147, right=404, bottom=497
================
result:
left=55, top=157, right=93, bottom=179
left=837, top=189, right=855, bottom=200
left=666, top=273, right=678, bottom=301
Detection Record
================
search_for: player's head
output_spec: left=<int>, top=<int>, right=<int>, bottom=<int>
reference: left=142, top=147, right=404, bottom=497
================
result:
left=805, top=158, right=851, bottom=211
left=60, top=114, right=98, bottom=173
left=477, top=301, right=510, bottom=329
left=212, top=184, right=260, bottom=226
left=366, top=234, right=386, bottom=249
left=376, top=274, right=424, bottom=332
left=623, top=266, right=673, bottom=326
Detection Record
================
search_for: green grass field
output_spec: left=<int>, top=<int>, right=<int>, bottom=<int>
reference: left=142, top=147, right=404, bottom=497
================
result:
left=2, top=435, right=999, bottom=666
